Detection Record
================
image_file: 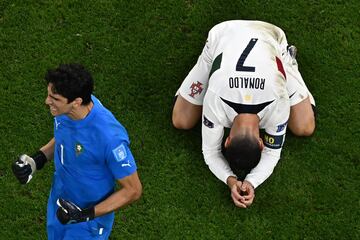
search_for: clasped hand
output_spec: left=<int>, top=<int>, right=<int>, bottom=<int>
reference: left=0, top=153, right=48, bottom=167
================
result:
left=230, top=180, right=255, bottom=208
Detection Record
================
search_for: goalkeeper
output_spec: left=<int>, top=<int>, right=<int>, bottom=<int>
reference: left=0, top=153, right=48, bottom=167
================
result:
left=12, top=64, right=142, bottom=239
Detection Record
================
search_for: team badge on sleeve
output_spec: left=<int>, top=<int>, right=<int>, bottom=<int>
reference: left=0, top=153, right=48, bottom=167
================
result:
left=112, top=144, right=127, bottom=162
left=203, top=115, right=214, bottom=128
left=189, top=81, right=203, bottom=98
left=276, top=121, right=288, bottom=133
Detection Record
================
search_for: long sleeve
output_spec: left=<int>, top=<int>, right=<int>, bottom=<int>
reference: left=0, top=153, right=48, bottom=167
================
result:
left=201, top=95, right=236, bottom=184
left=244, top=147, right=281, bottom=188
left=245, top=108, right=288, bottom=188
left=202, top=121, right=236, bottom=184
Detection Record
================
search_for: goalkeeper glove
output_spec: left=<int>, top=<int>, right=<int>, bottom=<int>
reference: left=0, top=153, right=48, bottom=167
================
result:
left=12, top=151, right=47, bottom=184
left=56, top=198, right=95, bottom=224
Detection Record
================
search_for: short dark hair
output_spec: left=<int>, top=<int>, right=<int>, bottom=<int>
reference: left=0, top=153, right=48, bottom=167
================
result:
left=45, top=63, right=93, bottom=105
left=225, top=134, right=261, bottom=174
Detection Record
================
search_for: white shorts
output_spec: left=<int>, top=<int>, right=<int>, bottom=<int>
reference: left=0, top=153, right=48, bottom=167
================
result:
left=282, top=48, right=315, bottom=106
left=175, top=21, right=315, bottom=107
left=176, top=56, right=315, bottom=107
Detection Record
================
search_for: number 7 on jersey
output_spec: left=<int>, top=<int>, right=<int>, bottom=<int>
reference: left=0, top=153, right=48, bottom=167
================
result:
left=236, top=38, right=258, bottom=72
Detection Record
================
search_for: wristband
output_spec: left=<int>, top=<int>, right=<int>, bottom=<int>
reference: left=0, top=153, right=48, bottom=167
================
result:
left=82, top=207, right=95, bottom=221
left=31, top=151, right=47, bottom=170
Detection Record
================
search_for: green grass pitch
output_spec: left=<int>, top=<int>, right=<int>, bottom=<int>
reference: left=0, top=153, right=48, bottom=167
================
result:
left=0, top=0, right=359, bottom=239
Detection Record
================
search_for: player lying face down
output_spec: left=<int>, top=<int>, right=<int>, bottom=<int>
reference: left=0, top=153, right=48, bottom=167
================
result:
left=172, top=20, right=316, bottom=208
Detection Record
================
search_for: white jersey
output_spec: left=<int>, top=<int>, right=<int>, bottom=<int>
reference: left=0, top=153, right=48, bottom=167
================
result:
left=179, top=20, right=292, bottom=188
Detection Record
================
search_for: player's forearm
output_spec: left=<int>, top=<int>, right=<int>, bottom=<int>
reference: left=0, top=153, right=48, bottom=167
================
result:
left=40, top=138, right=55, bottom=160
left=94, top=187, right=141, bottom=217
left=203, top=151, right=236, bottom=184
left=244, top=150, right=280, bottom=188
left=202, top=125, right=233, bottom=184
left=226, top=176, right=238, bottom=188
left=94, top=173, right=142, bottom=217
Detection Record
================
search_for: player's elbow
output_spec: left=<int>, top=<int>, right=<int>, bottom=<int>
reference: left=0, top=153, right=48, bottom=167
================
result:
left=300, top=127, right=315, bottom=137
left=290, top=121, right=315, bottom=136
left=172, top=114, right=194, bottom=130
left=288, top=109, right=316, bottom=137
left=131, top=181, right=142, bottom=201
